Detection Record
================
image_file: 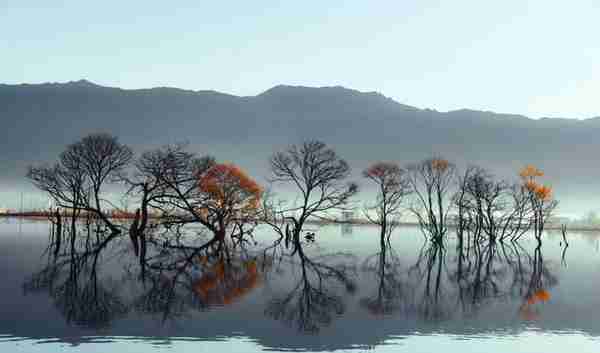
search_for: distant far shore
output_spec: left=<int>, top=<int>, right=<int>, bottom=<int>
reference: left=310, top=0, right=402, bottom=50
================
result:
left=2, top=212, right=599, bottom=233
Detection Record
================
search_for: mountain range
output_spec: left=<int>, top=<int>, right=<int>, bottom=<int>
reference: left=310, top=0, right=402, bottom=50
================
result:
left=1, top=80, right=598, bottom=215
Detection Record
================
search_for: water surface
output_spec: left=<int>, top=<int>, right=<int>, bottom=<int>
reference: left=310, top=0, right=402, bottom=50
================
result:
left=1, top=218, right=599, bottom=352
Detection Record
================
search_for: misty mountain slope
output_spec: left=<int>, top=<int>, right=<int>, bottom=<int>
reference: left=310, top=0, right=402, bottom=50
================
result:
left=1, top=80, right=599, bottom=215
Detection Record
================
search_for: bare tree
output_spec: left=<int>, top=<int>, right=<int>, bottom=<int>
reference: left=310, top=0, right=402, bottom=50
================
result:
left=406, top=157, right=456, bottom=242
left=267, top=140, right=358, bottom=254
left=454, top=165, right=550, bottom=247
left=120, top=144, right=203, bottom=274
left=28, top=162, right=86, bottom=241
left=28, top=133, right=133, bottom=235
left=453, top=166, right=476, bottom=269
left=363, top=161, right=411, bottom=246
left=122, top=144, right=216, bottom=250
left=64, top=133, right=133, bottom=233
left=459, top=166, right=509, bottom=243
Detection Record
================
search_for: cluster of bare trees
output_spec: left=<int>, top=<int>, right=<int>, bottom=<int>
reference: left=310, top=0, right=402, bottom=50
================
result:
left=27, top=133, right=559, bottom=280
left=454, top=166, right=557, bottom=247
left=361, top=158, right=558, bottom=247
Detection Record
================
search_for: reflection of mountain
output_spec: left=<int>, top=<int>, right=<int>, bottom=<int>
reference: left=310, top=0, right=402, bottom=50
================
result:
left=2, top=81, right=600, bottom=212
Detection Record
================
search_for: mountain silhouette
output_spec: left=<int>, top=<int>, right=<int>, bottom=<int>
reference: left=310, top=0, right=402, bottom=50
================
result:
left=1, top=80, right=598, bottom=214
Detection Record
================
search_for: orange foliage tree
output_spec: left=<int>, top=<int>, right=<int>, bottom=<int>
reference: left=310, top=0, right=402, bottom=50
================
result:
left=192, top=257, right=260, bottom=306
left=197, top=163, right=263, bottom=242
left=519, top=164, right=557, bottom=240
left=518, top=245, right=552, bottom=321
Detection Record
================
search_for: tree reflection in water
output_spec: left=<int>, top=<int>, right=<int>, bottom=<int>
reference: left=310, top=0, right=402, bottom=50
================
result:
left=360, top=239, right=405, bottom=316
left=23, top=230, right=128, bottom=329
left=264, top=236, right=357, bottom=334
left=24, top=222, right=269, bottom=326
left=357, top=234, right=560, bottom=324
left=23, top=220, right=564, bottom=335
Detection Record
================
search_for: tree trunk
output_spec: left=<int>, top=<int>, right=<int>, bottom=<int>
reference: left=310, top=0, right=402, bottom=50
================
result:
left=54, top=208, right=62, bottom=257
left=129, top=209, right=140, bottom=257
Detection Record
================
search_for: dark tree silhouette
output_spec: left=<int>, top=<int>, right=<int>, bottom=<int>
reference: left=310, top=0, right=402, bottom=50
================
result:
left=406, top=157, right=456, bottom=242
left=125, top=144, right=261, bottom=252
left=453, top=165, right=557, bottom=245
left=28, top=133, right=133, bottom=234
left=28, top=155, right=87, bottom=238
left=363, top=161, right=411, bottom=246
left=267, top=140, right=358, bottom=254
left=120, top=144, right=211, bottom=275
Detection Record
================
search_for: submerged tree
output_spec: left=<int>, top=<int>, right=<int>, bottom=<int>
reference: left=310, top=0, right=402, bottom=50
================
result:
left=363, top=161, right=411, bottom=245
left=519, top=165, right=557, bottom=241
left=27, top=155, right=86, bottom=240
left=197, top=163, right=263, bottom=244
left=124, top=143, right=264, bottom=270
left=66, top=133, right=133, bottom=233
left=28, top=133, right=133, bottom=235
left=267, top=140, right=358, bottom=253
left=123, top=144, right=212, bottom=226
left=120, top=146, right=190, bottom=275
left=406, top=157, right=456, bottom=242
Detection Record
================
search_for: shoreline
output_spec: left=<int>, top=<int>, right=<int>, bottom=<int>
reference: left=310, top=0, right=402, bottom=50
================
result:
left=2, top=213, right=599, bottom=232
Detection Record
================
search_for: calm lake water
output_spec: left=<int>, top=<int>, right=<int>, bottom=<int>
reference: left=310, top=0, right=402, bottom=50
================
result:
left=1, top=218, right=600, bottom=352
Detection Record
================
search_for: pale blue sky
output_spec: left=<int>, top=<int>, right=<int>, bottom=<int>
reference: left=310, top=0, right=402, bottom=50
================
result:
left=1, top=0, right=599, bottom=118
